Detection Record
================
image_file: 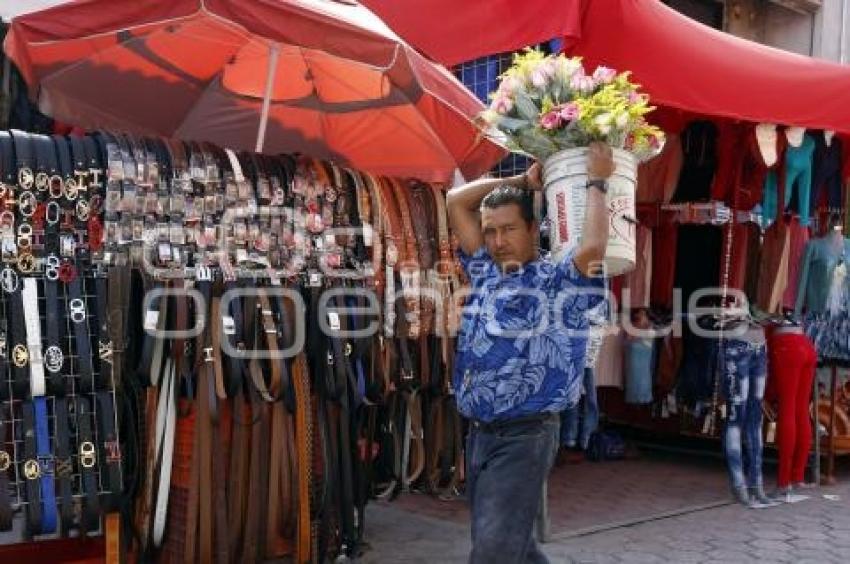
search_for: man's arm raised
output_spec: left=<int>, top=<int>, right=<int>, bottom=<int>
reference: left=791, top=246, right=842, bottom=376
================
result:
left=573, top=142, right=615, bottom=278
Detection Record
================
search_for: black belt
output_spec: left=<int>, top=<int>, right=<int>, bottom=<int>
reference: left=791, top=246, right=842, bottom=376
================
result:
left=33, top=134, right=58, bottom=197
left=53, top=396, right=75, bottom=533
left=68, top=135, right=87, bottom=176
left=0, top=406, right=12, bottom=531
left=97, top=390, right=122, bottom=510
left=0, top=293, right=7, bottom=403
left=68, top=275, right=95, bottom=393
left=21, top=401, right=43, bottom=536
left=76, top=396, right=101, bottom=533
left=52, top=135, right=73, bottom=180
left=470, top=412, right=558, bottom=434
left=44, top=272, right=66, bottom=395
left=95, top=274, right=111, bottom=390
left=10, top=129, right=34, bottom=177
left=223, top=281, right=245, bottom=396
left=0, top=131, right=16, bottom=184
left=7, top=281, right=29, bottom=398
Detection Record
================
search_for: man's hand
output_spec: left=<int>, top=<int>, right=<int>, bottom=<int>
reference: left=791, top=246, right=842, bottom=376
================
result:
left=586, top=141, right=615, bottom=180
left=522, top=161, right=543, bottom=191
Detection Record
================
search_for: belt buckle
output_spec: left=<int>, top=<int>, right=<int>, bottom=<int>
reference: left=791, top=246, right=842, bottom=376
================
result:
left=79, top=441, right=97, bottom=468
left=12, top=344, right=28, bottom=367
left=23, top=458, right=40, bottom=480
left=18, top=167, right=34, bottom=190
left=104, top=439, right=121, bottom=464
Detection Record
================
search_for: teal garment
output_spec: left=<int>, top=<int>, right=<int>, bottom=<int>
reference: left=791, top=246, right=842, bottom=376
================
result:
left=794, top=235, right=850, bottom=316
left=763, top=134, right=815, bottom=225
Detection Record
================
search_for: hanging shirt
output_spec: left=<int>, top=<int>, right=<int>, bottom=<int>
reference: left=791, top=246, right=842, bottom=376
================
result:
left=453, top=247, right=604, bottom=422
left=794, top=234, right=850, bottom=316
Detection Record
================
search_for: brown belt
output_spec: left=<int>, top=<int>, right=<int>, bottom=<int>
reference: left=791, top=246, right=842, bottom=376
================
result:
left=292, top=352, right=314, bottom=563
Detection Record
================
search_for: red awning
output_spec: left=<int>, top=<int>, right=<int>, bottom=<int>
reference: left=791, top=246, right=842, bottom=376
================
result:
left=364, top=0, right=850, bottom=133
left=360, top=0, right=582, bottom=68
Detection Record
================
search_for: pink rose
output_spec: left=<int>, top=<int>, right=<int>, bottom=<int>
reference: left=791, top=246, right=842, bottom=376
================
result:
left=558, top=102, right=580, bottom=121
left=490, top=95, right=513, bottom=115
left=531, top=68, right=549, bottom=89
left=539, top=110, right=563, bottom=130
left=592, top=66, right=617, bottom=84
left=570, top=71, right=595, bottom=94
left=624, top=132, right=636, bottom=150
left=499, top=75, right=521, bottom=96
left=628, top=91, right=641, bottom=104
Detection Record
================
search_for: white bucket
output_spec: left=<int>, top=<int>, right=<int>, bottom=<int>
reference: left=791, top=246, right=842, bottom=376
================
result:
left=542, top=147, right=637, bottom=276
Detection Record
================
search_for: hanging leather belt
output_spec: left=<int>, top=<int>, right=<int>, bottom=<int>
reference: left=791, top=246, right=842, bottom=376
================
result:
left=7, top=279, right=29, bottom=398
left=23, top=277, right=59, bottom=534
left=150, top=287, right=183, bottom=549
left=107, top=267, right=130, bottom=389
left=247, top=290, right=283, bottom=402
left=22, top=278, right=46, bottom=397
left=0, top=130, right=14, bottom=185
left=94, top=275, right=112, bottom=391
left=192, top=275, right=220, bottom=563
left=44, top=232, right=65, bottom=396
left=0, top=406, right=13, bottom=531
left=68, top=275, right=95, bottom=393
left=222, top=280, right=245, bottom=397
left=97, top=390, right=122, bottom=510
left=76, top=395, right=102, bottom=533
left=21, top=401, right=43, bottom=536
left=53, top=392, right=75, bottom=533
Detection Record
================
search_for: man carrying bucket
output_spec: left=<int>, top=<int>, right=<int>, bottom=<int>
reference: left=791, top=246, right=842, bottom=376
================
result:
left=446, top=141, right=614, bottom=563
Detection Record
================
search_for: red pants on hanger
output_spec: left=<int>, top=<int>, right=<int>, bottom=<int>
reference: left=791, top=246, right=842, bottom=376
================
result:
left=767, top=332, right=817, bottom=488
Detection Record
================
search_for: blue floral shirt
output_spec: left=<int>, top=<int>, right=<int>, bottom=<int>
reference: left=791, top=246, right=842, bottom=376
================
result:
left=453, top=247, right=604, bottom=422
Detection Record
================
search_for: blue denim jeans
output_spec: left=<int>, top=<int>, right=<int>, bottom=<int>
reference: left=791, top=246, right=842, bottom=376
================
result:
left=561, top=368, right=599, bottom=449
left=466, top=414, right=559, bottom=564
left=721, top=339, right=767, bottom=489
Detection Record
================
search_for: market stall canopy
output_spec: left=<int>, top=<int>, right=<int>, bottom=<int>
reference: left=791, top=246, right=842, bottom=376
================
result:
left=363, top=0, right=850, bottom=134
left=360, top=0, right=583, bottom=69
left=4, top=0, right=505, bottom=183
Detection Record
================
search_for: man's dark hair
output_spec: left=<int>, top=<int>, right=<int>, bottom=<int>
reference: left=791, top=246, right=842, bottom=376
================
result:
left=480, top=185, right=535, bottom=226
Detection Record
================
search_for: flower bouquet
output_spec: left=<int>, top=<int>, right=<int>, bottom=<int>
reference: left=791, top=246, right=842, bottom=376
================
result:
left=480, top=50, right=664, bottom=275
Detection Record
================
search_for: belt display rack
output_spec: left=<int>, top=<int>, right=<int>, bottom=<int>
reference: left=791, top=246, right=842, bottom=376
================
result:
left=0, top=129, right=122, bottom=542
left=0, top=128, right=469, bottom=563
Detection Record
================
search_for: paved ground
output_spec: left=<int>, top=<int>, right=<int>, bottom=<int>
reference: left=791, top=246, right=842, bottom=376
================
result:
left=360, top=451, right=850, bottom=563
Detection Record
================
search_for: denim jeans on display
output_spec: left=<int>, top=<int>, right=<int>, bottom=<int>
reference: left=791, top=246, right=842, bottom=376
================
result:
left=721, top=338, right=767, bottom=490
left=561, top=368, right=599, bottom=449
left=466, top=414, right=559, bottom=564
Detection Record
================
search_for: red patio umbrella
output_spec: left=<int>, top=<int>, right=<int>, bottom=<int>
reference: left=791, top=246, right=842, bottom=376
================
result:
left=4, top=0, right=505, bottom=182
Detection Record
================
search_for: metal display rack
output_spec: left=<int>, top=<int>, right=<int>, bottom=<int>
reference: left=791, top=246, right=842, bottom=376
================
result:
left=0, top=269, right=121, bottom=540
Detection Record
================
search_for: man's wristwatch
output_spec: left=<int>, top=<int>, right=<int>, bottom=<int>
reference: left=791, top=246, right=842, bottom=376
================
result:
left=585, top=179, right=608, bottom=194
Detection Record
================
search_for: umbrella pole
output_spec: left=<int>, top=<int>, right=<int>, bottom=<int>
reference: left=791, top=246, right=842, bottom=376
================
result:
left=255, top=43, right=280, bottom=153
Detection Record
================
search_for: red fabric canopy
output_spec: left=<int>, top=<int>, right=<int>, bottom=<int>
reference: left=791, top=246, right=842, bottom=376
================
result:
left=360, top=0, right=582, bottom=68
left=365, top=0, right=850, bottom=134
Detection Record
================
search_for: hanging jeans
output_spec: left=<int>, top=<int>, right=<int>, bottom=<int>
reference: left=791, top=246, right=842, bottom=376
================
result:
left=768, top=333, right=817, bottom=488
left=466, top=414, right=559, bottom=564
left=721, top=338, right=768, bottom=490
left=560, top=368, right=599, bottom=449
